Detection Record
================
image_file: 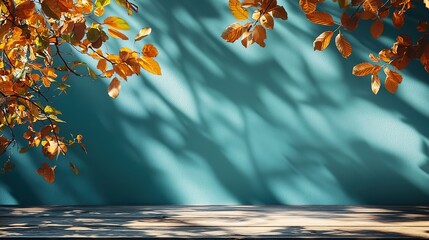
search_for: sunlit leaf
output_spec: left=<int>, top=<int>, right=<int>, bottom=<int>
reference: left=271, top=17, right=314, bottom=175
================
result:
left=135, top=27, right=152, bottom=41
left=107, top=28, right=129, bottom=40
left=306, top=12, right=334, bottom=26
left=313, top=31, right=334, bottom=51
left=229, top=0, right=249, bottom=20
left=108, top=77, right=121, bottom=98
left=104, top=16, right=130, bottom=30
left=335, top=33, right=352, bottom=58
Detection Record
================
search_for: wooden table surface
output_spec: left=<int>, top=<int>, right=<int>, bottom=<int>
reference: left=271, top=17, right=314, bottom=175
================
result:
left=0, top=205, right=428, bottom=238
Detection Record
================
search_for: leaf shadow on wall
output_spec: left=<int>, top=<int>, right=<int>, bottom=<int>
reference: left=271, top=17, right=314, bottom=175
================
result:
left=1, top=0, right=429, bottom=204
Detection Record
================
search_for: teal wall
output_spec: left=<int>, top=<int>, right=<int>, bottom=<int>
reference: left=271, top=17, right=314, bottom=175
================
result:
left=1, top=0, right=429, bottom=205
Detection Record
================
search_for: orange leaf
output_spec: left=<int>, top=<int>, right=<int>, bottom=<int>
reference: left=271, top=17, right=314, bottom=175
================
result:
left=104, top=16, right=130, bottom=30
left=371, top=73, right=381, bottom=95
left=261, top=14, right=274, bottom=29
left=15, top=0, right=35, bottom=19
left=94, top=7, right=104, bottom=16
left=306, top=12, right=334, bottom=26
left=370, top=19, right=384, bottom=38
left=335, top=33, right=352, bottom=58
left=385, top=76, right=399, bottom=93
left=138, top=56, right=162, bottom=75
left=299, top=0, right=316, bottom=14
left=69, top=162, right=79, bottom=175
left=369, top=53, right=380, bottom=62
left=108, top=77, right=121, bottom=98
left=0, top=136, right=10, bottom=154
left=352, top=62, right=375, bottom=76
left=142, top=44, right=159, bottom=58
left=221, top=22, right=244, bottom=43
left=313, top=31, right=334, bottom=51
left=229, top=0, right=249, bottom=20
left=97, top=59, right=107, bottom=72
left=242, top=0, right=260, bottom=8
left=392, top=10, right=404, bottom=29
left=384, top=68, right=402, bottom=84
left=107, top=28, right=129, bottom=40
left=37, top=163, right=55, bottom=183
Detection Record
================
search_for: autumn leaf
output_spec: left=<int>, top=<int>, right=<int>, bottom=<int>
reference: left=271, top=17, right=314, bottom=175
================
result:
left=0, top=136, right=10, bottom=154
left=138, top=56, right=162, bottom=75
left=384, top=68, right=402, bottom=84
left=371, top=73, right=381, bottom=94
left=335, top=33, right=352, bottom=58
left=299, top=0, right=316, bottom=14
left=222, top=23, right=244, bottom=43
left=392, top=10, right=404, bottom=29
left=385, top=76, right=399, bottom=93
left=108, top=28, right=129, bottom=40
left=352, top=62, right=375, bottom=76
left=15, top=0, right=35, bottom=19
left=108, top=77, right=121, bottom=98
left=252, top=25, right=267, bottom=47
left=229, top=0, right=249, bottom=20
left=142, top=44, right=159, bottom=58
left=261, top=14, right=274, bottom=29
left=270, top=6, right=288, bottom=20
left=37, top=163, right=55, bottom=183
left=370, top=19, right=384, bottom=38
left=242, top=0, right=260, bottom=8
left=313, top=31, right=334, bottom=51
left=135, top=27, right=152, bottom=41
left=95, top=0, right=111, bottom=7
left=97, top=59, right=108, bottom=72
left=104, top=16, right=130, bottom=30
left=369, top=53, right=380, bottom=62
left=424, top=0, right=429, bottom=8
left=41, top=0, right=62, bottom=20
left=306, top=12, right=334, bottom=26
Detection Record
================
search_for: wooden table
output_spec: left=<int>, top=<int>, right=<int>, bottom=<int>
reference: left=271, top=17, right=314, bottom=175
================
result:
left=1, top=206, right=428, bottom=238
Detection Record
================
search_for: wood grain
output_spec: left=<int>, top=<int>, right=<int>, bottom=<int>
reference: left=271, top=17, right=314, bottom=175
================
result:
left=0, top=205, right=428, bottom=238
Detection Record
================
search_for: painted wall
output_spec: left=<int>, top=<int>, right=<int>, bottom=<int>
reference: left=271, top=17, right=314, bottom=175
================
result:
left=1, top=0, right=429, bottom=205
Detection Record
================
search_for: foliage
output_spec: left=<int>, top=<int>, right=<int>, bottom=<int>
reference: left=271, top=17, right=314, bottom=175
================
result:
left=0, top=0, right=161, bottom=182
left=222, top=0, right=429, bottom=95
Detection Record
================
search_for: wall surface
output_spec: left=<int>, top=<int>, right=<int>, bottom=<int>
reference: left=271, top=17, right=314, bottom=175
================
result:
left=1, top=0, right=429, bottom=205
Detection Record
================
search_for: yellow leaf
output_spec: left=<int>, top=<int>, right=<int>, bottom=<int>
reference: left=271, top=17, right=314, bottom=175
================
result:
left=108, top=77, right=121, bottom=98
left=138, top=56, right=161, bottom=75
left=104, top=16, right=130, bottom=30
left=44, top=105, right=62, bottom=115
left=221, top=22, right=243, bottom=43
left=313, top=31, right=333, bottom=51
left=135, top=27, right=152, bottom=41
left=107, top=28, right=129, bottom=40
left=142, top=44, right=159, bottom=57
left=306, top=12, right=334, bottom=26
left=335, top=33, right=352, bottom=58
left=229, top=0, right=249, bottom=21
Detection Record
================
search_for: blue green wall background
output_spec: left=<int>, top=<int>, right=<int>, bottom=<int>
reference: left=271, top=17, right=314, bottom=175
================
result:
left=1, top=0, right=429, bottom=205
